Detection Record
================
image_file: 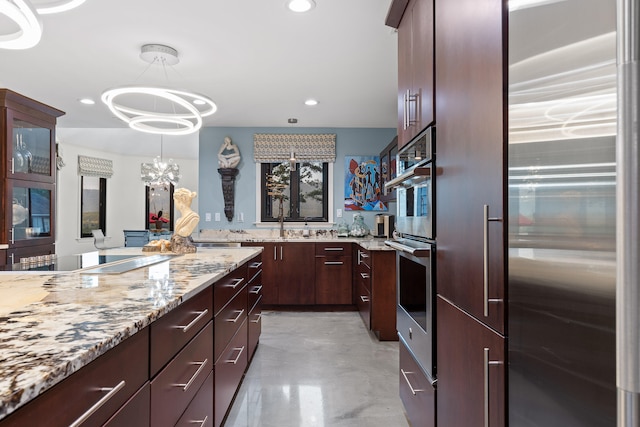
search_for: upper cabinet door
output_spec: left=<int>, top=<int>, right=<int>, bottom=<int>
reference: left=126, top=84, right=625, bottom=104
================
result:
left=397, top=0, right=435, bottom=149
left=434, top=0, right=506, bottom=334
left=5, top=110, right=56, bottom=182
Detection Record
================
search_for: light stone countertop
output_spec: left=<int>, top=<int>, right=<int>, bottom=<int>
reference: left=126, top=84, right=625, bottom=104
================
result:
left=0, top=246, right=262, bottom=421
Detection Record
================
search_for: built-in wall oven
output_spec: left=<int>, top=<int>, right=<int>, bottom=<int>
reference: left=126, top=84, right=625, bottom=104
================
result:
left=385, top=126, right=436, bottom=384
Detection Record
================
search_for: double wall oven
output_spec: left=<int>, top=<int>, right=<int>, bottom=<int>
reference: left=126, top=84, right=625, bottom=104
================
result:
left=385, top=127, right=436, bottom=384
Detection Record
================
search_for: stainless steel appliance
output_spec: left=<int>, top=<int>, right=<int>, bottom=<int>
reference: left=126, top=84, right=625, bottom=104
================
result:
left=385, top=126, right=437, bottom=383
left=374, top=214, right=395, bottom=238
left=386, top=128, right=434, bottom=239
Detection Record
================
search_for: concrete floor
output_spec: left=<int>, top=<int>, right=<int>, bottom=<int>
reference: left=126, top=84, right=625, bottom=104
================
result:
left=224, top=311, right=409, bottom=427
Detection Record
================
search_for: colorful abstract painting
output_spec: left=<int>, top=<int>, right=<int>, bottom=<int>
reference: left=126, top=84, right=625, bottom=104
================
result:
left=344, top=155, right=387, bottom=211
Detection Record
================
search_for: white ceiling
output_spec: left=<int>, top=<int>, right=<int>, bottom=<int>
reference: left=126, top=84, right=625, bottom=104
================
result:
left=0, top=0, right=399, bottom=157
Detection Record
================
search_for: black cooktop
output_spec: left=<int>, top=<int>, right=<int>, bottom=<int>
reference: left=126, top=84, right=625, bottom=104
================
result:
left=3, top=253, right=141, bottom=272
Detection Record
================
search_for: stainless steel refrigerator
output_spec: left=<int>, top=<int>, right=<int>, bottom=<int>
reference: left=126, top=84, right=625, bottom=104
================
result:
left=507, top=0, right=620, bottom=425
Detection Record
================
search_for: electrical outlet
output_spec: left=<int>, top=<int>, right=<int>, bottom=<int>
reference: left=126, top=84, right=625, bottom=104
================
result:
left=239, top=212, right=244, bottom=222
left=205, top=212, right=211, bottom=222
left=337, top=208, right=343, bottom=218
left=215, top=212, right=221, bottom=222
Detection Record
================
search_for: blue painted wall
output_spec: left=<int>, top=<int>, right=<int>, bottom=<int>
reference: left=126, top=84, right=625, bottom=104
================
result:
left=198, top=127, right=396, bottom=231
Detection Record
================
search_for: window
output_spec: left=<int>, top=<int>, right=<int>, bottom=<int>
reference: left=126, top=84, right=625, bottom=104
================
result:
left=261, top=161, right=329, bottom=222
left=81, top=176, right=107, bottom=237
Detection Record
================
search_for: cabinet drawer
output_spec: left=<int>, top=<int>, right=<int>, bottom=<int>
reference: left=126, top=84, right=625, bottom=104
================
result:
left=0, top=328, right=149, bottom=427
left=315, top=243, right=352, bottom=257
left=151, top=321, right=214, bottom=427
left=215, top=285, right=248, bottom=362
left=215, top=319, right=249, bottom=427
left=248, top=296, right=263, bottom=361
left=175, top=370, right=214, bottom=427
left=213, top=265, right=248, bottom=316
left=150, top=286, right=213, bottom=376
left=248, top=270, right=262, bottom=312
left=103, top=382, right=150, bottom=427
left=247, top=254, right=263, bottom=284
left=356, top=248, right=372, bottom=270
left=315, top=256, right=353, bottom=304
left=356, top=280, right=372, bottom=330
left=399, top=338, right=436, bottom=427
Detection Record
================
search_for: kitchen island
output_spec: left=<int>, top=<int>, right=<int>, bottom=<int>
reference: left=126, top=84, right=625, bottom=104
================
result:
left=0, top=246, right=262, bottom=426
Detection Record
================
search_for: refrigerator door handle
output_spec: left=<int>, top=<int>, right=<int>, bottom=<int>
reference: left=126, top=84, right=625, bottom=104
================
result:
left=483, top=204, right=503, bottom=317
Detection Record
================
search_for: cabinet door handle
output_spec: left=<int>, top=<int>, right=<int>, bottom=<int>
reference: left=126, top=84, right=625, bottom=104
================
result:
left=484, top=348, right=504, bottom=427
left=360, top=272, right=370, bottom=279
left=483, top=204, right=503, bottom=317
left=68, top=380, right=126, bottom=427
left=226, top=309, right=245, bottom=323
left=250, top=261, right=263, bottom=269
left=360, top=295, right=369, bottom=303
left=10, top=157, right=15, bottom=174
left=174, top=359, right=208, bottom=392
left=190, top=415, right=208, bottom=427
left=273, top=246, right=277, bottom=260
left=403, top=90, right=409, bottom=130
left=250, top=285, right=263, bottom=294
left=324, top=247, right=344, bottom=252
left=400, top=369, right=424, bottom=395
left=179, top=309, right=209, bottom=333
left=280, top=246, right=283, bottom=260
left=226, top=346, right=245, bottom=364
left=225, top=278, right=244, bottom=289
left=10, top=228, right=14, bottom=245
left=251, top=313, right=263, bottom=324
left=324, top=261, right=344, bottom=265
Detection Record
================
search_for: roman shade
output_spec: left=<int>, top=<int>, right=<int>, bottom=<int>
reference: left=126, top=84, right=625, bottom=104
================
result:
left=77, top=155, right=113, bottom=178
left=253, top=133, right=336, bottom=163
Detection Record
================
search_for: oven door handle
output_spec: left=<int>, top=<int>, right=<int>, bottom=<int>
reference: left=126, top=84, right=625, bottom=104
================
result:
left=384, top=240, right=432, bottom=257
left=384, top=166, right=431, bottom=191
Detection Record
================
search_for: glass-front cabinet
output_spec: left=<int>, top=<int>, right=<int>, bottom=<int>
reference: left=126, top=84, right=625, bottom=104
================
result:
left=1, top=89, right=64, bottom=264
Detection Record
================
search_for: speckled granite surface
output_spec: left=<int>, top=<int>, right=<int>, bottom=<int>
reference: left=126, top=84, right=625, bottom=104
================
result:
left=195, top=229, right=395, bottom=251
left=0, top=247, right=261, bottom=421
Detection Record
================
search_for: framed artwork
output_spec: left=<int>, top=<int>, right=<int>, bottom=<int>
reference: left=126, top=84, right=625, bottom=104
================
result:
left=145, top=184, right=174, bottom=231
left=344, top=155, right=387, bottom=211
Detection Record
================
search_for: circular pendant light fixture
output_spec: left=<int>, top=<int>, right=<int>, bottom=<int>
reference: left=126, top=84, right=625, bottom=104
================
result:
left=101, top=44, right=217, bottom=136
left=0, top=0, right=88, bottom=49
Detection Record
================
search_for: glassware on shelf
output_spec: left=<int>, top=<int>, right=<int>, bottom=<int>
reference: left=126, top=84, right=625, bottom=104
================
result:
left=13, top=134, right=25, bottom=173
left=12, top=199, right=28, bottom=226
left=20, top=134, right=33, bottom=173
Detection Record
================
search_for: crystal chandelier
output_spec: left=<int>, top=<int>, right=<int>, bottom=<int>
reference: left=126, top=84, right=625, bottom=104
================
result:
left=141, top=137, right=181, bottom=186
left=102, top=44, right=217, bottom=136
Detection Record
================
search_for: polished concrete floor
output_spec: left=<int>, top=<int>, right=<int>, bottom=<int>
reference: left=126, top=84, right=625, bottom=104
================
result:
left=224, top=311, right=409, bottom=427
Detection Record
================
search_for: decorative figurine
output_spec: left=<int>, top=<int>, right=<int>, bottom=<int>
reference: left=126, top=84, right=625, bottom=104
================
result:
left=170, top=188, right=200, bottom=253
left=217, top=136, right=241, bottom=222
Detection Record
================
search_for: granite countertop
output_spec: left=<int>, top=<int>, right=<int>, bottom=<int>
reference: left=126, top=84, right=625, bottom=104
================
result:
left=195, top=229, right=395, bottom=251
left=0, top=246, right=261, bottom=421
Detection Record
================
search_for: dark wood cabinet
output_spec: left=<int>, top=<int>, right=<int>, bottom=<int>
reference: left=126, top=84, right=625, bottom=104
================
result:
left=379, top=137, right=399, bottom=202
left=243, top=242, right=315, bottom=305
left=395, top=0, right=434, bottom=149
left=247, top=254, right=263, bottom=361
left=214, top=319, right=248, bottom=427
left=354, top=247, right=397, bottom=341
left=0, top=89, right=64, bottom=264
left=434, top=0, right=506, bottom=335
left=315, top=243, right=352, bottom=305
left=399, top=338, right=436, bottom=427
left=436, top=297, right=505, bottom=427
left=175, top=371, right=213, bottom=427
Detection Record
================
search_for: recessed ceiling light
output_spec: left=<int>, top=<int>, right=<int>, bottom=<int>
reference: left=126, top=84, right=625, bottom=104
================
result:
left=286, top=0, right=316, bottom=13
left=79, top=98, right=95, bottom=105
left=305, top=99, right=318, bottom=106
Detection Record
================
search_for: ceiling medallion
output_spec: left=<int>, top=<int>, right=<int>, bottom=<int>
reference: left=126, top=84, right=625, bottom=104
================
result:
left=102, top=44, right=217, bottom=136
left=0, top=0, right=87, bottom=50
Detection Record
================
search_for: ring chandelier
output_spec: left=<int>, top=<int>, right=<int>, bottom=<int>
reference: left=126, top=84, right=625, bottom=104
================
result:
left=101, top=44, right=217, bottom=136
left=0, top=0, right=87, bottom=50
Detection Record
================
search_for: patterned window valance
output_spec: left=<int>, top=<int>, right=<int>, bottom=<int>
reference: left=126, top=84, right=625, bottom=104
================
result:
left=253, top=133, right=336, bottom=163
left=77, top=155, right=113, bottom=178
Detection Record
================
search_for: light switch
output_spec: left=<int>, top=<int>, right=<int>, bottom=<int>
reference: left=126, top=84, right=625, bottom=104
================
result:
left=337, top=208, right=343, bottom=218
left=215, top=212, right=221, bottom=221
left=205, top=212, right=211, bottom=222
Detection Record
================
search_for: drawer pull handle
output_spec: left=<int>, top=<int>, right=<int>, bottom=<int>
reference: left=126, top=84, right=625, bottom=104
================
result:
left=324, top=247, right=344, bottom=251
left=226, top=346, right=245, bottom=364
left=250, top=261, right=263, bottom=269
left=484, top=348, right=504, bottom=427
left=226, top=309, right=245, bottom=323
left=401, top=369, right=424, bottom=395
left=250, top=285, right=263, bottom=294
left=360, top=273, right=370, bottom=279
left=360, top=295, right=369, bottom=303
left=226, top=278, right=244, bottom=289
left=174, top=359, right=208, bottom=392
left=324, top=261, right=344, bottom=265
left=251, top=313, right=263, bottom=323
left=190, top=415, right=208, bottom=426
left=180, top=309, right=209, bottom=333
left=68, top=380, right=126, bottom=427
